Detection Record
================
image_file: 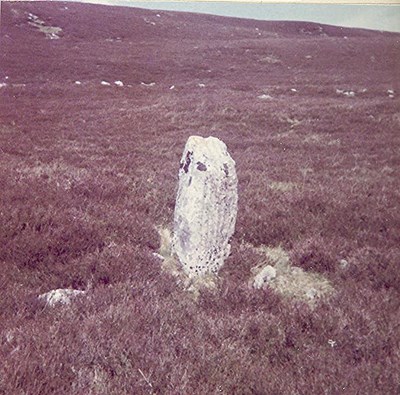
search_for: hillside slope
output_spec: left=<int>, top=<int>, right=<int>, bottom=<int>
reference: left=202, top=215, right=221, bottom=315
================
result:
left=1, top=1, right=399, bottom=394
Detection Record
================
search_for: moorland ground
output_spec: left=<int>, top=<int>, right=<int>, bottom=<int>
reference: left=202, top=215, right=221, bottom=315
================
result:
left=1, top=1, right=399, bottom=394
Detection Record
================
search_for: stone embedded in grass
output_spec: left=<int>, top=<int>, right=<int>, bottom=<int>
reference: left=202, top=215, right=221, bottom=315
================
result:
left=306, top=288, right=317, bottom=299
left=339, top=259, right=349, bottom=269
left=336, top=88, right=355, bottom=97
left=387, top=90, right=395, bottom=98
left=140, top=82, right=155, bottom=87
left=258, top=94, right=273, bottom=100
left=27, top=13, right=62, bottom=39
left=38, top=289, right=85, bottom=307
left=253, top=265, right=277, bottom=289
left=173, top=136, right=238, bottom=277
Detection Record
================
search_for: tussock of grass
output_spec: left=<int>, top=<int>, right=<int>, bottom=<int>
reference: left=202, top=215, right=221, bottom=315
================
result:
left=248, top=243, right=334, bottom=306
left=257, top=245, right=291, bottom=268
left=269, top=181, right=298, bottom=192
left=156, top=225, right=173, bottom=259
left=272, top=267, right=333, bottom=305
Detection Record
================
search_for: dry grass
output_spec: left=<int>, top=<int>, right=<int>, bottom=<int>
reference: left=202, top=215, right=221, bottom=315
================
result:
left=272, top=267, right=333, bottom=303
left=156, top=225, right=173, bottom=259
left=268, top=181, right=298, bottom=192
left=248, top=244, right=334, bottom=306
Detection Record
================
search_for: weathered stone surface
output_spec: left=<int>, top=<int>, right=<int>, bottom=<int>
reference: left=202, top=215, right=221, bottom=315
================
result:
left=339, top=259, right=349, bottom=269
left=38, top=289, right=85, bottom=307
left=173, top=136, right=238, bottom=276
left=253, top=265, right=277, bottom=289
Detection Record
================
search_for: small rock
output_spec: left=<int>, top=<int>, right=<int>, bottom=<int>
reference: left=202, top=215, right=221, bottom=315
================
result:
left=39, top=289, right=85, bottom=307
left=328, top=339, right=337, bottom=347
left=74, top=81, right=81, bottom=85
left=336, top=89, right=355, bottom=97
left=101, top=80, right=111, bottom=86
left=170, top=85, right=175, bottom=90
left=306, top=288, right=318, bottom=299
left=339, top=259, right=349, bottom=269
left=253, top=265, right=277, bottom=289
left=258, top=94, right=273, bottom=100
left=114, top=80, right=124, bottom=87
left=290, top=88, right=297, bottom=92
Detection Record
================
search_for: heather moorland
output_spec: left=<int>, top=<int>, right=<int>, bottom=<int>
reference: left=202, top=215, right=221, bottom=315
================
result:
left=0, top=1, right=399, bottom=394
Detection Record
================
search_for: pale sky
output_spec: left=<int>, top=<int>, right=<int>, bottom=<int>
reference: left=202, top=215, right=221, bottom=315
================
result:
left=64, top=1, right=400, bottom=33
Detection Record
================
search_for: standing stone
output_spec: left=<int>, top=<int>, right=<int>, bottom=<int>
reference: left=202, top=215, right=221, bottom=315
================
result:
left=172, top=136, right=238, bottom=277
